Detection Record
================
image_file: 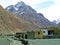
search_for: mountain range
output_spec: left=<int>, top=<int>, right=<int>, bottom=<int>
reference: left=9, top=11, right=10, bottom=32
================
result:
left=6, top=1, right=55, bottom=27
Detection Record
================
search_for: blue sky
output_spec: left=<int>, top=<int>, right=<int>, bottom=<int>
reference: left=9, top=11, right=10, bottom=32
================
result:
left=0, top=0, right=60, bottom=21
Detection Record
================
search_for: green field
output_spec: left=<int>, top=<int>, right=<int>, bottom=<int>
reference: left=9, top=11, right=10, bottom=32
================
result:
left=0, top=36, right=60, bottom=45
left=0, top=36, right=10, bottom=45
left=28, top=39, right=60, bottom=45
left=0, top=36, right=22, bottom=45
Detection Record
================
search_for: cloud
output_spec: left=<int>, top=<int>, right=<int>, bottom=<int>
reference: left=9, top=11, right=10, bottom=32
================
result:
left=0, top=0, right=13, bottom=8
left=38, top=4, right=60, bottom=21
left=0, top=0, right=53, bottom=8
left=32, top=1, right=54, bottom=9
left=11, top=0, right=48, bottom=5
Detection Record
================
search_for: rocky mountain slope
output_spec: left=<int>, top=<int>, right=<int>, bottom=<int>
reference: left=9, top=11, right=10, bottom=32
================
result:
left=0, top=5, right=38, bottom=35
left=53, top=18, right=60, bottom=24
left=6, top=1, right=55, bottom=27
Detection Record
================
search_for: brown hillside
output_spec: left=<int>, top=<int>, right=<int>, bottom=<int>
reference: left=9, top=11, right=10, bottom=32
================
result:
left=0, top=6, right=38, bottom=35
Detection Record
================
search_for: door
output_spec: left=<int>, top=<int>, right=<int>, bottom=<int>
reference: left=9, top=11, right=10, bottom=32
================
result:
left=25, top=34, right=27, bottom=39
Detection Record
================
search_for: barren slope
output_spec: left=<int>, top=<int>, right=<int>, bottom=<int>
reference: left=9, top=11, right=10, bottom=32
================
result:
left=0, top=6, right=38, bottom=35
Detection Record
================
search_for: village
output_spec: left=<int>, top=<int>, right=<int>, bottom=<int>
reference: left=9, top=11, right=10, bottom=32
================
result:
left=15, top=28, right=60, bottom=39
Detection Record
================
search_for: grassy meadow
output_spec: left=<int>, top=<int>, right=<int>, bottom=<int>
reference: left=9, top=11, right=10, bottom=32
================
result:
left=0, top=36, right=60, bottom=45
left=28, top=39, right=60, bottom=45
left=0, top=36, right=10, bottom=45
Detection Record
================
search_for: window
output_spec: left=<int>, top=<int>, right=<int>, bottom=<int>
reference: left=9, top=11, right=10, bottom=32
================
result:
left=43, top=31, right=45, bottom=33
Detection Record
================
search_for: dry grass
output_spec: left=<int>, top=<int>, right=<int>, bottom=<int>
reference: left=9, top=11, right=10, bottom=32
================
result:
left=0, top=6, right=39, bottom=35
